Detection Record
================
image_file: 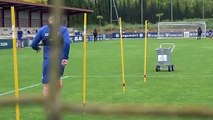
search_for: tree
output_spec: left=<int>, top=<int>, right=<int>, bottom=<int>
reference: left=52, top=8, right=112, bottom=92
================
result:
left=193, top=1, right=202, bottom=18
left=184, top=1, right=189, bottom=18
left=175, top=0, right=182, bottom=20
left=97, top=15, right=103, bottom=26
left=60, top=0, right=213, bottom=25
left=150, top=0, right=157, bottom=22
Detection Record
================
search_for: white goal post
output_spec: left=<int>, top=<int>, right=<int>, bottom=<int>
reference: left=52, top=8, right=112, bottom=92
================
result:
left=157, top=21, right=206, bottom=39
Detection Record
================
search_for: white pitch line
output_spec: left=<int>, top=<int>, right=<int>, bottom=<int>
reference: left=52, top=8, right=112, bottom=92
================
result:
left=0, top=76, right=71, bottom=97
left=149, top=75, right=213, bottom=78
left=0, top=83, right=41, bottom=96
left=67, top=75, right=213, bottom=78
left=1, top=74, right=211, bottom=96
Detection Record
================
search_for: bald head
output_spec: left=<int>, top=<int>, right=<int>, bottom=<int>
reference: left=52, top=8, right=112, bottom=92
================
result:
left=48, top=16, right=54, bottom=24
left=48, top=15, right=65, bottom=26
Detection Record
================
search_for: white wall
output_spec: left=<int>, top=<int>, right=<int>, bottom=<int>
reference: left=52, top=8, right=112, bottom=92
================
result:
left=0, top=27, right=39, bottom=35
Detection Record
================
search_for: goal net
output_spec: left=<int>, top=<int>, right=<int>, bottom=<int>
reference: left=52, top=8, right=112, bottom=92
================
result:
left=158, top=21, right=206, bottom=39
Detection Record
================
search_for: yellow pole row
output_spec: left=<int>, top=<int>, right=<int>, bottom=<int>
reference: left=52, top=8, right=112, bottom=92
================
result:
left=83, top=16, right=126, bottom=106
left=83, top=13, right=87, bottom=106
left=11, top=6, right=20, bottom=120
left=144, top=20, right=148, bottom=82
left=119, top=17, right=126, bottom=92
left=10, top=7, right=146, bottom=116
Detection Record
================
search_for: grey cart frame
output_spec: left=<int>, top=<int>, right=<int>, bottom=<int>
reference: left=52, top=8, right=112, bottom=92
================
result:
left=155, top=43, right=175, bottom=72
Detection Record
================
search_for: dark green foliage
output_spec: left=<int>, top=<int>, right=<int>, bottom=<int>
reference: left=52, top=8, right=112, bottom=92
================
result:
left=50, top=0, right=213, bottom=25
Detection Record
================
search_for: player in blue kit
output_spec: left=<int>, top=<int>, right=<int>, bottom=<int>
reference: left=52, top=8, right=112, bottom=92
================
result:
left=31, top=16, right=71, bottom=96
left=209, top=29, right=213, bottom=38
left=17, top=28, right=23, bottom=48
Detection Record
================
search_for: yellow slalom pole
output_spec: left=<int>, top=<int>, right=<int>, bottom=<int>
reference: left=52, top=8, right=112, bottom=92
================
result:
left=119, top=17, right=126, bottom=92
left=11, top=6, right=20, bottom=120
left=83, top=13, right=87, bottom=106
left=144, top=20, right=148, bottom=82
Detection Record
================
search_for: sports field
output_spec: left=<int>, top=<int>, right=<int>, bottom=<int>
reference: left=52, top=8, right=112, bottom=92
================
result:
left=0, top=38, right=213, bottom=120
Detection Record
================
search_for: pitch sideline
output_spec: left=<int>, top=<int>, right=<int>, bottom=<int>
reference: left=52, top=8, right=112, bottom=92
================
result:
left=0, top=76, right=71, bottom=97
left=1, top=74, right=212, bottom=96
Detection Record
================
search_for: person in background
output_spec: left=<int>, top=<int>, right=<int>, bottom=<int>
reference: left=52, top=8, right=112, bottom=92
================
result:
left=209, top=29, right=212, bottom=39
left=197, top=27, right=202, bottom=40
left=17, top=28, right=23, bottom=47
left=93, top=28, right=98, bottom=42
left=31, top=16, right=71, bottom=96
left=27, top=30, right=31, bottom=34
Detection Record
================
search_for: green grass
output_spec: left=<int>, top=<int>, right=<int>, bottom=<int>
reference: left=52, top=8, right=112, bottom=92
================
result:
left=1, top=38, right=213, bottom=120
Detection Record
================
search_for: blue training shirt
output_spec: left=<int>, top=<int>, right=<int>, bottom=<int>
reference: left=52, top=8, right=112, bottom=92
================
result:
left=31, top=25, right=70, bottom=60
left=17, top=30, right=23, bottom=40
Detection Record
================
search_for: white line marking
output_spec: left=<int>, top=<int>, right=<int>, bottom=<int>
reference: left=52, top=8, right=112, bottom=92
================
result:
left=1, top=74, right=211, bottom=96
left=149, top=75, right=213, bottom=78
left=0, top=76, right=71, bottom=97
left=61, top=76, right=71, bottom=79
left=67, top=75, right=213, bottom=78
left=0, top=83, right=41, bottom=96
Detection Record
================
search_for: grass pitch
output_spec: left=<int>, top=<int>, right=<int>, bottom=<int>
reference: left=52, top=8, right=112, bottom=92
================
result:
left=0, top=38, right=213, bottom=120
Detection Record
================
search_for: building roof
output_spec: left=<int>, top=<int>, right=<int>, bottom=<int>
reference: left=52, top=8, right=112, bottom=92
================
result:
left=0, top=0, right=93, bottom=15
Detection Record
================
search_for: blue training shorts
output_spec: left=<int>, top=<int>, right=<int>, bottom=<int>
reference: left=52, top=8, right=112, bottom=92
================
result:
left=42, top=59, right=65, bottom=84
